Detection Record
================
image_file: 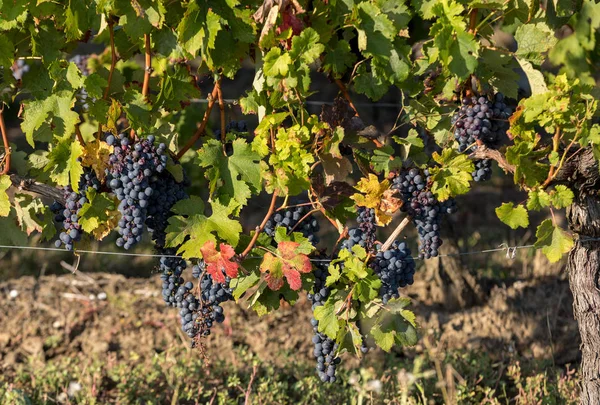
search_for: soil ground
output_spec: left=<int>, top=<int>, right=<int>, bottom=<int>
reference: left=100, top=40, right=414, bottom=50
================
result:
left=0, top=256, right=580, bottom=402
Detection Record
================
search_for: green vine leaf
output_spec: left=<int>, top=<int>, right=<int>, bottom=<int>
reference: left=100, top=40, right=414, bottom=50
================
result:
left=495, top=202, right=529, bottom=229
left=430, top=149, right=474, bottom=200
left=165, top=197, right=242, bottom=259
left=78, top=190, right=119, bottom=240
left=44, top=136, right=84, bottom=192
left=13, top=194, right=56, bottom=240
left=21, top=91, right=80, bottom=147
left=550, top=185, right=574, bottom=209
left=527, top=189, right=551, bottom=211
left=370, top=297, right=418, bottom=352
left=198, top=139, right=262, bottom=212
left=314, top=297, right=343, bottom=339
left=535, top=219, right=574, bottom=263
left=0, top=175, right=11, bottom=217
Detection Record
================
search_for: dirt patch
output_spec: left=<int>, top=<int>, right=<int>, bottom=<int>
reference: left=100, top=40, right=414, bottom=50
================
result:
left=414, top=277, right=579, bottom=365
left=0, top=270, right=580, bottom=378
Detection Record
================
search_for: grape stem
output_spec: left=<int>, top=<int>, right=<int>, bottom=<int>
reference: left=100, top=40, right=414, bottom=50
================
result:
left=334, top=78, right=358, bottom=116
left=331, top=226, right=349, bottom=254
left=98, top=19, right=118, bottom=140
left=0, top=107, right=11, bottom=175
left=239, top=190, right=279, bottom=259
left=75, top=123, right=85, bottom=146
left=288, top=208, right=320, bottom=234
left=176, top=83, right=220, bottom=159
left=381, top=217, right=411, bottom=252
left=276, top=202, right=314, bottom=212
left=102, top=19, right=117, bottom=100
left=336, top=285, right=355, bottom=317
left=468, top=9, right=478, bottom=34
left=216, top=78, right=226, bottom=154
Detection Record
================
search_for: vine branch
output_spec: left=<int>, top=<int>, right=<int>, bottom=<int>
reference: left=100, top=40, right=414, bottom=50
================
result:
left=542, top=127, right=561, bottom=187
left=99, top=19, right=118, bottom=140
left=0, top=108, right=11, bottom=175
left=239, top=191, right=279, bottom=259
left=75, top=123, right=85, bottom=146
left=176, top=83, right=220, bottom=159
left=9, top=173, right=65, bottom=203
left=334, top=78, right=358, bottom=116
left=468, top=9, right=478, bottom=34
left=217, top=78, right=226, bottom=145
left=142, top=33, right=152, bottom=101
left=102, top=20, right=117, bottom=101
left=469, top=146, right=515, bottom=174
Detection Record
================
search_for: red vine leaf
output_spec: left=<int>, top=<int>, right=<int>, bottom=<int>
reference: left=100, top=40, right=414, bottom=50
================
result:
left=200, top=241, right=239, bottom=283
left=260, top=241, right=312, bottom=291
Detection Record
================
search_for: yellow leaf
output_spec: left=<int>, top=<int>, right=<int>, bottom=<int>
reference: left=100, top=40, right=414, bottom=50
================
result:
left=81, top=140, right=113, bottom=182
left=351, top=174, right=395, bottom=226
left=90, top=206, right=120, bottom=240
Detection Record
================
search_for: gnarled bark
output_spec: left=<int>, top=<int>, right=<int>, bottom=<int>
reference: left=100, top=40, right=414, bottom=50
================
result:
left=564, top=148, right=600, bottom=404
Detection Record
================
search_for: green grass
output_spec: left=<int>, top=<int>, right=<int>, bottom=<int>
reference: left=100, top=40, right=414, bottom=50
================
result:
left=1, top=345, right=579, bottom=404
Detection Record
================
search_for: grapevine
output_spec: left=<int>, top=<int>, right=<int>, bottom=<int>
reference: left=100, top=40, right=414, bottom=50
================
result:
left=0, top=1, right=598, bottom=400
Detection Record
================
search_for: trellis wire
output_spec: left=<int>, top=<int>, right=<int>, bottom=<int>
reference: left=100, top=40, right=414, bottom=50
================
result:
left=0, top=238, right=599, bottom=262
left=189, top=98, right=404, bottom=109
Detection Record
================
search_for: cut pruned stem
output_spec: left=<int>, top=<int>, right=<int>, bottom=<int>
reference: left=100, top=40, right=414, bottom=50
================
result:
left=0, top=108, right=11, bottom=175
left=142, top=33, right=152, bottom=101
left=381, top=217, right=411, bottom=252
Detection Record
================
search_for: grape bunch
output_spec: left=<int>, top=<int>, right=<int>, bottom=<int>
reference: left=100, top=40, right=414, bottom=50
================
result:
left=51, top=169, right=100, bottom=251
left=392, top=168, right=457, bottom=259
left=307, top=260, right=330, bottom=308
left=69, top=54, right=90, bottom=75
left=106, top=134, right=168, bottom=250
left=69, top=55, right=92, bottom=111
left=264, top=205, right=320, bottom=245
left=340, top=228, right=369, bottom=251
left=370, top=242, right=416, bottom=304
left=308, top=261, right=341, bottom=383
left=159, top=251, right=188, bottom=307
left=214, top=120, right=249, bottom=155
left=161, top=256, right=233, bottom=343
left=145, top=172, right=189, bottom=249
left=312, top=330, right=341, bottom=383
left=357, top=207, right=377, bottom=251
left=451, top=93, right=512, bottom=182
left=213, top=120, right=248, bottom=139
left=473, top=159, right=492, bottom=182
left=11, top=60, right=29, bottom=80
left=177, top=263, right=233, bottom=341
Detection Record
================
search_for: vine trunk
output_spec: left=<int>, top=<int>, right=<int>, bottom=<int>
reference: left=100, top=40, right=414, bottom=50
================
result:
left=568, top=196, right=600, bottom=404
left=561, top=148, right=600, bottom=403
